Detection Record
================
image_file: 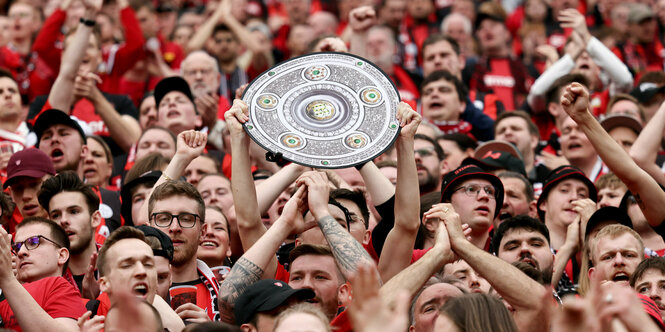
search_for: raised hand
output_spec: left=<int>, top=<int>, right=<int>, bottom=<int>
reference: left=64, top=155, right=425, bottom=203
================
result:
left=348, top=264, right=410, bottom=332
left=397, top=101, right=421, bottom=139
left=295, top=171, right=331, bottom=220
left=349, top=6, right=376, bottom=33
left=224, top=99, right=249, bottom=138
left=423, top=203, right=466, bottom=247
left=313, top=37, right=349, bottom=53
left=573, top=198, right=597, bottom=240
left=559, top=9, right=591, bottom=44
left=0, top=227, right=14, bottom=286
left=78, top=311, right=105, bottom=332
left=73, top=72, right=103, bottom=102
left=175, top=303, right=211, bottom=324
left=82, top=0, right=103, bottom=13
left=563, top=214, right=582, bottom=252
left=277, top=185, right=317, bottom=234
left=175, top=130, right=207, bottom=161
left=195, top=93, right=220, bottom=129
left=560, top=83, right=591, bottom=121
left=81, top=252, right=100, bottom=300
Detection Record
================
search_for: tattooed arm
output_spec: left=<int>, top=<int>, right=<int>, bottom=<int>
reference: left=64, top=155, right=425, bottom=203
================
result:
left=218, top=186, right=312, bottom=323
left=296, top=171, right=375, bottom=279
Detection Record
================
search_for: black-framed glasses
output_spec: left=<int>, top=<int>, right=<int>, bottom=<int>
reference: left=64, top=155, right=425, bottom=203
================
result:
left=151, top=212, right=200, bottom=228
left=12, top=235, right=62, bottom=254
left=453, top=184, right=497, bottom=199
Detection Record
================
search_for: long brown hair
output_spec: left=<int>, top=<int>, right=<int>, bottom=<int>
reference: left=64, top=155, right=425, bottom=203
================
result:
left=440, top=293, right=518, bottom=332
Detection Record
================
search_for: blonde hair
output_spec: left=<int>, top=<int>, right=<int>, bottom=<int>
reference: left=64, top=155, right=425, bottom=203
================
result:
left=273, top=303, right=331, bottom=332
left=590, top=224, right=644, bottom=266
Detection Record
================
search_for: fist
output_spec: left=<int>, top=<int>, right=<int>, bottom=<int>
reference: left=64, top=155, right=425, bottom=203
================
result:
left=349, top=6, right=376, bottom=32
left=560, top=83, right=590, bottom=119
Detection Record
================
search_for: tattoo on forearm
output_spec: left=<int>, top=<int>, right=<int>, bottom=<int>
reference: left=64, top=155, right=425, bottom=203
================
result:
left=218, top=257, right=264, bottom=323
left=318, top=215, right=373, bottom=276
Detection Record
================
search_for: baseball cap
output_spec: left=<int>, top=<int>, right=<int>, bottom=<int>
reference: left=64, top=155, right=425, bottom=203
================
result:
left=537, top=165, right=597, bottom=221
left=33, top=109, right=87, bottom=148
left=4, top=148, right=56, bottom=188
left=154, top=76, right=195, bottom=109
left=467, top=141, right=526, bottom=175
left=600, top=114, right=643, bottom=134
left=440, top=164, right=504, bottom=218
left=628, top=3, right=655, bottom=24
left=630, top=82, right=665, bottom=104
left=136, top=225, right=174, bottom=261
left=584, top=206, right=633, bottom=238
left=121, top=170, right=162, bottom=226
left=234, top=279, right=315, bottom=325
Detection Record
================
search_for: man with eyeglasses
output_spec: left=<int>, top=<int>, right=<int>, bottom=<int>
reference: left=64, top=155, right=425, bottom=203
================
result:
left=148, top=180, right=220, bottom=322
left=437, top=164, right=504, bottom=250
left=0, top=217, right=85, bottom=330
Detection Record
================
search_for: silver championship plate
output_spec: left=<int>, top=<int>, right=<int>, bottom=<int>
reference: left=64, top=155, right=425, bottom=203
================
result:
left=241, top=52, right=401, bottom=169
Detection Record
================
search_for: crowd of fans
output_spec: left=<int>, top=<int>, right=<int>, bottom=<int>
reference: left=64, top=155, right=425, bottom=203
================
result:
left=2, top=0, right=665, bottom=331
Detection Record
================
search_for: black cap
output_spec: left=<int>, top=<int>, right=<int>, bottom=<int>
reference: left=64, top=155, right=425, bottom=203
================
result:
left=584, top=206, right=633, bottom=237
left=154, top=76, right=195, bottom=109
left=630, top=82, right=665, bottom=104
left=234, top=279, right=315, bottom=325
left=537, top=165, right=597, bottom=221
left=120, top=170, right=162, bottom=226
left=475, top=12, right=505, bottom=29
left=33, top=109, right=87, bottom=148
left=136, top=225, right=174, bottom=261
left=440, top=164, right=504, bottom=218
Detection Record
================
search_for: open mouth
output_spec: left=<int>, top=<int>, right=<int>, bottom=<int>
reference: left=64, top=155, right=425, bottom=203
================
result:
left=83, top=167, right=97, bottom=177
left=133, top=284, right=148, bottom=297
left=51, top=148, right=64, bottom=161
left=520, top=257, right=538, bottom=268
left=612, top=272, right=630, bottom=282
left=167, top=110, right=180, bottom=118
left=200, top=240, right=218, bottom=248
left=428, top=101, right=444, bottom=110
left=498, top=212, right=512, bottom=220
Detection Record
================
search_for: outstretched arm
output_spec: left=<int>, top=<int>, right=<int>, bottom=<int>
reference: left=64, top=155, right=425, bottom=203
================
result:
left=297, top=171, right=377, bottom=279
left=218, top=186, right=313, bottom=323
left=377, top=102, right=421, bottom=282
left=630, top=100, right=665, bottom=187
left=47, top=0, right=101, bottom=112
left=561, top=83, right=665, bottom=227
left=348, top=6, right=376, bottom=58
left=434, top=204, right=550, bottom=331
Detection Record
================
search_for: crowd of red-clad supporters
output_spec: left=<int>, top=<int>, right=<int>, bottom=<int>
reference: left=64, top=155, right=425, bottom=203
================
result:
left=3, top=0, right=665, bottom=331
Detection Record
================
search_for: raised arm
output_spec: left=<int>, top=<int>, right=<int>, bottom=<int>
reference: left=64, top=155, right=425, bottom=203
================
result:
left=297, top=171, right=376, bottom=279
left=186, top=0, right=225, bottom=53
left=561, top=83, right=665, bottom=227
left=0, top=228, right=79, bottom=332
left=135, top=130, right=207, bottom=226
left=377, top=102, right=421, bottom=282
left=218, top=186, right=312, bottom=323
left=630, top=101, right=665, bottom=187
left=348, top=6, right=376, bottom=58
left=107, top=0, right=146, bottom=76
left=256, top=163, right=309, bottom=215
left=435, top=204, right=549, bottom=331
left=379, top=220, right=454, bottom=306
left=224, top=100, right=271, bottom=253
left=47, top=0, right=101, bottom=112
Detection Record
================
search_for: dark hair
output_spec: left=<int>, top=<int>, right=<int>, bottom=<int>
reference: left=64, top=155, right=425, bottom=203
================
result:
left=631, top=257, right=665, bottom=288
left=421, top=70, right=468, bottom=102
left=638, top=71, right=665, bottom=85
left=124, top=153, right=170, bottom=186
left=130, top=0, right=154, bottom=12
left=491, top=215, right=550, bottom=255
left=438, top=133, right=478, bottom=151
left=148, top=180, right=206, bottom=222
left=0, top=68, right=16, bottom=83
left=415, top=134, right=445, bottom=160
left=16, top=217, right=70, bottom=274
left=182, top=322, right=242, bottom=332
left=422, top=34, right=460, bottom=56
left=38, top=171, right=100, bottom=216
left=205, top=205, right=230, bottom=237
left=494, top=110, right=540, bottom=138
left=97, top=226, right=148, bottom=276
left=330, top=189, right=369, bottom=229
left=0, top=192, right=15, bottom=225
left=212, top=24, right=237, bottom=40
left=440, top=293, right=518, bottom=332
left=545, top=74, right=589, bottom=105
left=497, top=171, right=534, bottom=202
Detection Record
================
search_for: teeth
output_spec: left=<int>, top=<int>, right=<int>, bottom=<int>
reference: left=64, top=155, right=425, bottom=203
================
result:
left=201, top=241, right=217, bottom=247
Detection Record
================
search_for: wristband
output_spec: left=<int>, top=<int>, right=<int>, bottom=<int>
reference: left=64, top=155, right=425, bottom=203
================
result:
left=354, top=162, right=368, bottom=171
left=162, top=173, right=172, bottom=181
left=80, top=17, right=96, bottom=27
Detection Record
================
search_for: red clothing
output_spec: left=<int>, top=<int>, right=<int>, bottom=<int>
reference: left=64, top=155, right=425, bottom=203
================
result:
left=0, top=276, right=87, bottom=331
left=0, top=46, right=55, bottom=103
left=391, top=65, right=419, bottom=106
left=612, top=40, right=665, bottom=81
left=470, top=57, right=532, bottom=110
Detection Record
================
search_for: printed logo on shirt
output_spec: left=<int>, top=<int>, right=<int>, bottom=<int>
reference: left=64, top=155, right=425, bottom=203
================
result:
left=483, top=75, right=515, bottom=88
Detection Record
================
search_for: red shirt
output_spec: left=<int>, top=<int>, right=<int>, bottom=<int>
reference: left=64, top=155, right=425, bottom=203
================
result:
left=0, top=276, right=87, bottom=331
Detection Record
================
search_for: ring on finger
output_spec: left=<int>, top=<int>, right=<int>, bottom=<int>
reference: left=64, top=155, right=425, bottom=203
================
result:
left=604, top=294, right=613, bottom=304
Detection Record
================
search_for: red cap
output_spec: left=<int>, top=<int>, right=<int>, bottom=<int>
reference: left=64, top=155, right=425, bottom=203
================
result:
left=3, top=149, right=56, bottom=189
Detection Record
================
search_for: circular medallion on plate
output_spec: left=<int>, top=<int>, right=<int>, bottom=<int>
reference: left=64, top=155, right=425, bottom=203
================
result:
left=241, top=52, right=400, bottom=168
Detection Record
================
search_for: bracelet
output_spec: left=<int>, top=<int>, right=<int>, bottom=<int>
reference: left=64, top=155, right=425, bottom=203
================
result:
left=162, top=173, right=172, bottom=181
left=79, top=17, right=96, bottom=27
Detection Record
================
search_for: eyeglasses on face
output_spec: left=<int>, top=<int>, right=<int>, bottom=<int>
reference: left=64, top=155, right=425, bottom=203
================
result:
left=12, top=235, right=62, bottom=254
left=151, top=212, right=200, bottom=228
left=453, top=184, right=497, bottom=199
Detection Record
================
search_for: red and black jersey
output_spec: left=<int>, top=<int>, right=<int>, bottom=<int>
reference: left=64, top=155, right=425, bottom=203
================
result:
left=469, top=56, right=533, bottom=111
